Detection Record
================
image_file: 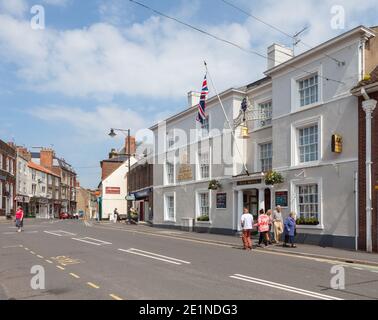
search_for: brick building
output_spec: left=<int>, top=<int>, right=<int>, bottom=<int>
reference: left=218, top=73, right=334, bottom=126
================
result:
left=352, top=66, right=378, bottom=252
left=128, top=156, right=154, bottom=222
left=0, top=140, right=16, bottom=219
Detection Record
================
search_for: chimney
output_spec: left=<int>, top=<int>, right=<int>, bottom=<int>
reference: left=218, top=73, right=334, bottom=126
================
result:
left=16, top=147, right=32, bottom=161
left=40, top=148, right=54, bottom=169
left=125, top=136, right=136, bottom=156
left=267, top=44, right=293, bottom=70
left=109, top=148, right=118, bottom=159
left=187, top=91, right=201, bottom=108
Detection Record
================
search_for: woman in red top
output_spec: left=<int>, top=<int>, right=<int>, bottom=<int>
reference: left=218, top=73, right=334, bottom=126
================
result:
left=15, top=207, right=24, bottom=233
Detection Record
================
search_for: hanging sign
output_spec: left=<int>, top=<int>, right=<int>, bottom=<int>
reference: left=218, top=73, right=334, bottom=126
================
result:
left=331, top=134, right=343, bottom=153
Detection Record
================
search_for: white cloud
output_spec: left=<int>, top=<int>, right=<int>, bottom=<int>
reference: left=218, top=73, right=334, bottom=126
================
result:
left=0, top=0, right=28, bottom=17
left=42, top=0, right=71, bottom=6
left=0, top=0, right=376, bottom=101
left=30, top=104, right=147, bottom=140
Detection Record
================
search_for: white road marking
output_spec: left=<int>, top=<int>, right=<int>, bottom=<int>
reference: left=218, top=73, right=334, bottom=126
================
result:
left=230, top=274, right=343, bottom=300
left=87, top=282, right=100, bottom=289
left=37, top=255, right=44, bottom=259
left=69, top=273, right=80, bottom=279
left=44, top=230, right=76, bottom=237
left=119, top=248, right=191, bottom=265
left=2, top=245, right=22, bottom=248
left=56, top=266, right=65, bottom=270
left=110, top=294, right=123, bottom=300
left=2, top=231, right=39, bottom=235
left=45, top=260, right=53, bottom=264
left=71, top=237, right=112, bottom=246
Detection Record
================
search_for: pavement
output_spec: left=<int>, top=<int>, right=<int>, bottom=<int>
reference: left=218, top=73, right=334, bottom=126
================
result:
left=1, top=218, right=378, bottom=300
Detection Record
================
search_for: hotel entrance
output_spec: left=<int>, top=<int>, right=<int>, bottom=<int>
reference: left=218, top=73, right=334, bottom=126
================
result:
left=234, top=178, right=272, bottom=231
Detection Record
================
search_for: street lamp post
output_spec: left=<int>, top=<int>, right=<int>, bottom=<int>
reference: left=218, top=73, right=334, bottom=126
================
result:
left=108, top=128, right=132, bottom=222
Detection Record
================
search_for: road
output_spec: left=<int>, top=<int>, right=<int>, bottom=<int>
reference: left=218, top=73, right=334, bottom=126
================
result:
left=1, top=219, right=377, bottom=300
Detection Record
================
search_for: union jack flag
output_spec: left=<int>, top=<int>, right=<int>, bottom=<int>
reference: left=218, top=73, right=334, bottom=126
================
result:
left=196, top=74, right=209, bottom=125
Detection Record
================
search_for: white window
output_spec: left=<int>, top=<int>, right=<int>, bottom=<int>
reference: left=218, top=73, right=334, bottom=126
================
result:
left=198, top=151, right=209, bottom=179
left=202, top=116, right=209, bottom=133
left=32, top=170, right=36, bottom=181
left=298, top=74, right=318, bottom=107
left=259, top=101, right=272, bottom=127
left=299, top=125, right=318, bottom=163
left=32, top=184, right=36, bottom=196
left=164, top=194, right=175, bottom=221
left=0, top=182, right=2, bottom=209
left=197, top=192, right=210, bottom=217
left=298, top=184, right=319, bottom=221
left=165, top=162, right=175, bottom=185
left=0, top=154, right=3, bottom=171
left=260, top=143, right=272, bottom=172
left=6, top=158, right=9, bottom=172
left=9, top=159, right=13, bottom=175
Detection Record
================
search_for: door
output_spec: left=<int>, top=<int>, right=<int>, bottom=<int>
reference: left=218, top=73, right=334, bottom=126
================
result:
left=139, top=201, right=144, bottom=221
left=264, top=188, right=271, bottom=211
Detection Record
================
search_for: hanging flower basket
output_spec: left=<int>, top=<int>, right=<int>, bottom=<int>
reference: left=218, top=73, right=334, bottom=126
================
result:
left=208, top=180, right=221, bottom=190
left=265, top=171, right=284, bottom=185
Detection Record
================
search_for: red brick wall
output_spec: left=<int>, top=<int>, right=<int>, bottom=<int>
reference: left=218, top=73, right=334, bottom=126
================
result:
left=101, top=161, right=123, bottom=181
left=40, top=149, right=54, bottom=168
left=358, top=92, right=378, bottom=252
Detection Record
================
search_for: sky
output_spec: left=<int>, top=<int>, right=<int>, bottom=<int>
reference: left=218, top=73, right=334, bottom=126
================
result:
left=0, top=0, right=377, bottom=188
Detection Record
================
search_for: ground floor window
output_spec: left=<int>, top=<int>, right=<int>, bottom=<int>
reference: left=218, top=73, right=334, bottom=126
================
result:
left=197, top=192, right=209, bottom=217
left=165, top=194, right=175, bottom=221
left=298, top=184, right=319, bottom=221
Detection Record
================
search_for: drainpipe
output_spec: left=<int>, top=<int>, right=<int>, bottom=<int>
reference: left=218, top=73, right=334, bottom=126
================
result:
left=354, top=171, right=358, bottom=251
left=361, top=88, right=377, bottom=252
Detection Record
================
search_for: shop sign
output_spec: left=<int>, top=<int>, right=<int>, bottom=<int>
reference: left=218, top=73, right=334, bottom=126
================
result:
left=106, top=187, right=121, bottom=194
left=275, top=191, right=288, bottom=207
left=177, top=153, right=193, bottom=181
left=237, top=179, right=262, bottom=186
left=216, top=193, right=227, bottom=209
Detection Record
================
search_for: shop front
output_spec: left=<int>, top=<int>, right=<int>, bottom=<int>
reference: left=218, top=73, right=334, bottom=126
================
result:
left=131, top=188, right=153, bottom=222
left=15, top=195, right=30, bottom=216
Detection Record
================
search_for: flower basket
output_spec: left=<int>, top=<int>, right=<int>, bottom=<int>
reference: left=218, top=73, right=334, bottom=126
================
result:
left=296, top=217, right=319, bottom=226
left=208, top=180, right=221, bottom=190
left=265, top=171, right=284, bottom=185
left=197, top=215, right=210, bottom=222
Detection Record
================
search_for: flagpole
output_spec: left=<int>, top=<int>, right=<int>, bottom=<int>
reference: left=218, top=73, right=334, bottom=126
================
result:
left=204, top=61, right=250, bottom=176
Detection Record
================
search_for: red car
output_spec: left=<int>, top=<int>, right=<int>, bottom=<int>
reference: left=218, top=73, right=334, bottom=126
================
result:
left=59, top=212, right=69, bottom=220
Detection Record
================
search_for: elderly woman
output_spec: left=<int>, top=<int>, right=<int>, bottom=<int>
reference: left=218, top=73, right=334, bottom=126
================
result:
left=283, top=212, right=297, bottom=248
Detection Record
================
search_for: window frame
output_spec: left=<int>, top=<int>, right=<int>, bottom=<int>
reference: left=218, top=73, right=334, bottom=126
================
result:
left=196, top=189, right=211, bottom=221
left=164, top=192, right=176, bottom=222
left=197, top=150, right=210, bottom=180
left=259, top=142, right=273, bottom=172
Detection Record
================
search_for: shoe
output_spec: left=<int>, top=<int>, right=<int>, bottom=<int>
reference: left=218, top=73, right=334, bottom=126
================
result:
left=17, top=229, right=21, bottom=233
left=291, top=244, right=297, bottom=248
left=283, top=243, right=290, bottom=247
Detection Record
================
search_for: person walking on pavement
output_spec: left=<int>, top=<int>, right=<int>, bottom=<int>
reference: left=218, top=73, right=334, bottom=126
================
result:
left=283, top=212, right=297, bottom=248
left=113, top=208, right=119, bottom=223
left=15, top=207, right=24, bottom=233
left=266, top=209, right=273, bottom=245
left=240, top=208, right=254, bottom=251
left=272, top=205, right=284, bottom=244
left=255, top=209, right=270, bottom=247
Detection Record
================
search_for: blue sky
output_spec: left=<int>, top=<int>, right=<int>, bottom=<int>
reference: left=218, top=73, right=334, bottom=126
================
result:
left=0, top=0, right=377, bottom=188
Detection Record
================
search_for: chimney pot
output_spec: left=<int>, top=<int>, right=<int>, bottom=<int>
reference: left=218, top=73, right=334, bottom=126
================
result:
left=267, top=44, right=293, bottom=70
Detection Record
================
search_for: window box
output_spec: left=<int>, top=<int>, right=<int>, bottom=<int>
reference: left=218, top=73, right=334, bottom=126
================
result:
left=197, top=215, right=210, bottom=222
left=296, top=217, right=320, bottom=226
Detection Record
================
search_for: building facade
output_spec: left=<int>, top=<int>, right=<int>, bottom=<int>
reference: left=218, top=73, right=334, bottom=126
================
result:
left=129, top=156, right=154, bottom=222
left=76, top=184, right=98, bottom=219
left=0, top=140, right=16, bottom=219
left=151, top=26, right=377, bottom=250
left=32, top=149, right=76, bottom=215
left=15, top=147, right=31, bottom=215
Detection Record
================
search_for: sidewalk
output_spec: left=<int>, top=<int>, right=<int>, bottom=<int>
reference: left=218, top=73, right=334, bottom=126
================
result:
left=96, top=222, right=378, bottom=267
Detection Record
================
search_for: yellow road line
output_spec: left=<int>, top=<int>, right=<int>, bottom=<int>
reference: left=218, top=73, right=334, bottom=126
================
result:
left=45, top=260, right=53, bottom=264
left=87, top=282, right=100, bottom=289
left=56, top=265, right=65, bottom=270
left=69, top=273, right=80, bottom=279
left=109, top=294, right=123, bottom=300
left=37, top=255, right=44, bottom=259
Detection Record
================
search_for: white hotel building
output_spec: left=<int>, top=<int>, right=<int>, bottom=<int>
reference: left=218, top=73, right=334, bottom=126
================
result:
left=150, top=26, right=377, bottom=249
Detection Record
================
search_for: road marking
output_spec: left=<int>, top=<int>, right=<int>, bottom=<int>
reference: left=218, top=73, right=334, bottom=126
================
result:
left=230, top=274, right=343, bottom=300
left=87, top=282, right=100, bottom=289
left=51, top=256, right=81, bottom=266
left=44, top=230, right=76, bottom=237
left=37, top=255, right=44, bottom=259
left=69, top=273, right=80, bottom=279
left=72, top=237, right=112, bottom=246
left=56, top=266, right=65, bottom=270
left=30, top=251, right=36, bottom=255
left=2, top=231, right=39, bottom=234
left=109, top=294, right=123, bottom=300
left=24, top=248, right=29, bottom=251
left=1, top=245, right=22, bottom=248
left=45, top=260, right=53, bottom=264
left=119, top=248, right=191, bottom=265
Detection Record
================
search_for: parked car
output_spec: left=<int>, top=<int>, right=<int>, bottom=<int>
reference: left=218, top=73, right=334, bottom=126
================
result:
left=59, top=212, right=69, bottom=220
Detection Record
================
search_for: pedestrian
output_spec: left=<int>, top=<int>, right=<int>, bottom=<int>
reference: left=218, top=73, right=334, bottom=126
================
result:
left=15, top=207, right=24, bottom=233
left=255, top=209, right=270, bottom=247
left=113, top=208, right=119, bottom=223
left=266, top=209, right=273, bottom=245
left=283, top=212, right=297, bottom=248
left=272, top=205, right=284, bottom=244
left=240, top=207, right=254, bottom=251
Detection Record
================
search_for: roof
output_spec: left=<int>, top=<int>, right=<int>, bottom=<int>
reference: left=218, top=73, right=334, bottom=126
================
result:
left=28, top=161, right=60, bottom=178
left=265, top=25, right=376, bottom=76
left=353, top=66, right=378, bottom=89
left=31, top=152, right=76, bottom=174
